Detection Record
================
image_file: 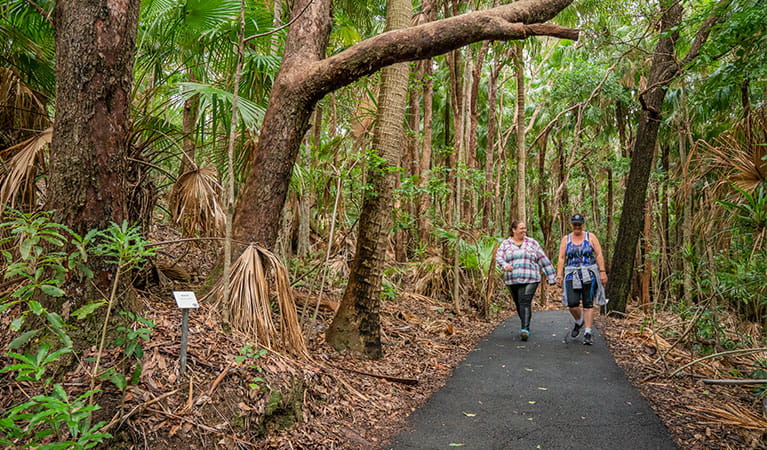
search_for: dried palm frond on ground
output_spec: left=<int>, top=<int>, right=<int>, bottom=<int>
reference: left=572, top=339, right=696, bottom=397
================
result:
left=209, top=244, right=307, bottom=357
left=167, top=166, right=225, bottom=237
left=0, top=127, right=51, bottom=210
left=689, top=402, right=767, bottom=431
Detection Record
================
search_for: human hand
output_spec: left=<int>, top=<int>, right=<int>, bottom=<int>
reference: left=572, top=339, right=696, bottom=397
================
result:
left=555, top=276, right=562, bottom=288
left=504, top=264, right=513, bottom=272
left=600, top=272, right=608, bottom=285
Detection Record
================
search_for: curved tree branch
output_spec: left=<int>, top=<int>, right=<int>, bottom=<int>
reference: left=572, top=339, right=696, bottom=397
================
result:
left=306, top=0, right=579, bottom=95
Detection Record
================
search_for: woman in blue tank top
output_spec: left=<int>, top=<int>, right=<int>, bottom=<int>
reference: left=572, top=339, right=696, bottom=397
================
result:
left=555, top=214, right=608, bottom=345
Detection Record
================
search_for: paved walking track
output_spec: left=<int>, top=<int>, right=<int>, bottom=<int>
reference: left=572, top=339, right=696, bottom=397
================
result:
left=386, top=310, right=677, bottom=450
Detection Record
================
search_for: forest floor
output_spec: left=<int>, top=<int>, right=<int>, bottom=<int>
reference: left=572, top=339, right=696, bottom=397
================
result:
left=1, top=234, right=766, bottom=449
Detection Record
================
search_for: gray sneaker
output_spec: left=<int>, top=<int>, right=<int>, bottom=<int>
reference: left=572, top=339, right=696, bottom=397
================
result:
left=571, top=322, right=583, bottom=338
left=583, top=332, right=593, bottom=345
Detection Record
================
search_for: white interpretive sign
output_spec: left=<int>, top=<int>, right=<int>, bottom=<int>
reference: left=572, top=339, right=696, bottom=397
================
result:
left=173, top=291, right=199, bottom=309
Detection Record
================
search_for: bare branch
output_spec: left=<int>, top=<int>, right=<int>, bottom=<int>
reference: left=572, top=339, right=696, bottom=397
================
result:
left=305, top=0, right=578, bottom=95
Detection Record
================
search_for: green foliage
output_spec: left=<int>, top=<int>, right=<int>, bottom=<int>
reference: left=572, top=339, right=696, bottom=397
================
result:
left=0, top=385, right=110, bottom=449
left=114, top=311, right=156, bottom=360
left=91, top=220, right=157, bottom=270
left=0, top=214, right=157, bottom=449
left=236, top=343, right=269, bottom=391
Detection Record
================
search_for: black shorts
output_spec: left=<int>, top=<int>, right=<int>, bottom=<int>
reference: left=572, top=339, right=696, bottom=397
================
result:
left=565, top=277, right=597, bottom=309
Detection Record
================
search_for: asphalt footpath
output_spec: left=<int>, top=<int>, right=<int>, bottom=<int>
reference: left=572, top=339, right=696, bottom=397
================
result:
left=386, top=309, right=677, bottom=450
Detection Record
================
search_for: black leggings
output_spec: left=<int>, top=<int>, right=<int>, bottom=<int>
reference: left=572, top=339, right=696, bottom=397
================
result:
left=507, top=282, right=539, bottom=330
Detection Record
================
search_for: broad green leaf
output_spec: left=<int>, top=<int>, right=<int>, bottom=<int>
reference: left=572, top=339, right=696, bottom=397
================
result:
left=7, top=329, right=40, bottom=350
left=72, top=301, right=104, bottom=320
left=10, top=315, right=25, bottom=331
left=28, top=300, right=44, bottom=314
left=40, top=285, right=65, bottom=297
left=110, top=372, right=128, bottom=390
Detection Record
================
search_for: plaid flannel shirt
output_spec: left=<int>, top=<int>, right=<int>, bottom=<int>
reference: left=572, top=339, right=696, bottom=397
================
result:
left=495, top=236, right=556, bottom=285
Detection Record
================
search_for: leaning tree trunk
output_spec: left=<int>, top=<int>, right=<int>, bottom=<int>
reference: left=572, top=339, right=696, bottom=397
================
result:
left=325, top=0, right=412, bottom=359
left=231, top=0, right=577, bottom=251
left=607, top=0, right=727, bottom=312
left=48, top=0, right=141, bottom=300
left=607, top=2, right=682, bottom=312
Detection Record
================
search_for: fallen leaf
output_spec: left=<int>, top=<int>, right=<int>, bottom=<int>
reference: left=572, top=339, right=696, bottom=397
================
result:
left=462, top=411, right=476, bottom=417
left=538, top=387, right=548, bottom=391
left=448, top=443, right=465, bottom=447
left=524, top=368, right=534, bottom=372
left=528, top=401, right=536, bottom=404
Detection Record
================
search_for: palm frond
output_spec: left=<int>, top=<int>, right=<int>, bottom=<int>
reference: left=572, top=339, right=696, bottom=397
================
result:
left=167, top=166, right=225, bottom=237
left=693, top=106, right=767, bottom=193
left=0, top=127, right=51, bottom=211
left=178, top=82, right=266, bottom=127
left=210, top=244, right=307, bottom=357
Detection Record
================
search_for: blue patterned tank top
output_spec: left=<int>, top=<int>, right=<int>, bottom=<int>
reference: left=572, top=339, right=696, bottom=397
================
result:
left=565, top=232, right=596, bottom=268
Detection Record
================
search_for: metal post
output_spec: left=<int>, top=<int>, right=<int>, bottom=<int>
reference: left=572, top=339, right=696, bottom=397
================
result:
left=180, top=308, right=190, bottom=374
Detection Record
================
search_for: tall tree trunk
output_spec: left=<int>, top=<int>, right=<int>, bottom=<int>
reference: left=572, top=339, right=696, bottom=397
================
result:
left=640, top=193, right=654, bottom=312
left=325, top=0, right=412, bottom=359
left=49, top=0, right=140, bottom=233
left=179, top=70, right=199, bottom=177
left=232, top=0, right=578, bottom=250
left=48, top=0, right=141, bottom=301
left=514, top=42, right=527, bottom=223
left=608, top=0, right=684, bottom=312
left=483, top=48, right=500, bottom=230
left=605, top=166, right=614, bottom=263
left=417, top=24, right=435, bottom=243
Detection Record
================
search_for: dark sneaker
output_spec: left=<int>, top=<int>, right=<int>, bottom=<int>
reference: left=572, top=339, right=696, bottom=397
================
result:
left=583, top=332, right=593, bottom=345
left=519, top=329, right=530, bottom=341
left=571, top=322, right=583, bottom=338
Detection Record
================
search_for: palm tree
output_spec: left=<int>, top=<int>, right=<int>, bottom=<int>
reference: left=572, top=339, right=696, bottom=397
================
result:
left=325, top=0, right=412, bottom=359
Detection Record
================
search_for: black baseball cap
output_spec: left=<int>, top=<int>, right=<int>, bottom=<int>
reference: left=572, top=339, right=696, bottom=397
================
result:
left=570, top=214, right=585, bottom=224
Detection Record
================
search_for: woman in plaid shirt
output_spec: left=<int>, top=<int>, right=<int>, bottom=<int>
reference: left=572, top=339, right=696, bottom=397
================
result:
left=495, top=220, right=557, bottom=341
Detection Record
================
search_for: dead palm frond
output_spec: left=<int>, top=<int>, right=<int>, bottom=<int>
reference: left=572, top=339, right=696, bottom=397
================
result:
left=209, top=244, right=307, bottom=357
left=0, top=127, right=51, bottom=211
left=690, top=105, right=767, bottom=195
left=413, top=254, right=451, bottom=301
left=167, top=166, right=225, bottom=237
left=688, top=402, right=767, bottom=431
left=0, top=67, right=51, bottom=148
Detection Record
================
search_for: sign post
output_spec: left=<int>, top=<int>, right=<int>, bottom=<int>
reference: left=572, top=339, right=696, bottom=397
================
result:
left=173, top=291, right=199, bottom=374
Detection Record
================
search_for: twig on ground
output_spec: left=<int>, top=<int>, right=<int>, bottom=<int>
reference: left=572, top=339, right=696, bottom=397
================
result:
left=670, top=347, right=767, bottom=377
left=103, top=388, right=180, bottom=432
left=701, top=378, right=767, bottom=385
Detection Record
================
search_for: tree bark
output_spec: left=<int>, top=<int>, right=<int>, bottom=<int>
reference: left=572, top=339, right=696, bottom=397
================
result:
left=48, top=0, right=142, bottom=303
left=607, top=0, right=681, bottom=310
left=514, top=42, right=527, bottom=223
left=232, top=0, right=578, bottom=250
left=482, top=48, right=501, bottom=230
left=49, top=0, right=140, bottom=235
left=325, top=0, right=412, bottom=359
left=608, top=0, right=730, bottom=312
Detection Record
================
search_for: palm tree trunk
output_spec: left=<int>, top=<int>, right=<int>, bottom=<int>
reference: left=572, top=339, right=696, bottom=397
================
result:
left=483, top=48, right=500, bottom=230
left=179, top=70, right=199, bottom=177
left=514, top=42, right=527, bottom=223
left=325, top=0, right=411, bottom=359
